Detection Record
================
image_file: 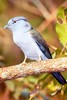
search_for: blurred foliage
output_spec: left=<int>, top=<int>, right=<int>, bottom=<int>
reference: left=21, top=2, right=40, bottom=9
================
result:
left=0, top=0, right=67, bottom=100
left=0, top=0, right=7, bottom=13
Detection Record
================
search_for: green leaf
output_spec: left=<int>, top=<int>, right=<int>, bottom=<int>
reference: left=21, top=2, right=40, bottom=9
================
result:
left=56, top=7, right=67, bottom=47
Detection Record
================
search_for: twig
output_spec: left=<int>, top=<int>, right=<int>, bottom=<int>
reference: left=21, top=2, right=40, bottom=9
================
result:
left=44, top=0, right=57, bottom=12
left=30, top=0, right=50, bottom=19
left=0, top=57, right=67, bottom=82
left=60, top=43, right=67, bottom=55
left=47, top=44, right=57, bottom=50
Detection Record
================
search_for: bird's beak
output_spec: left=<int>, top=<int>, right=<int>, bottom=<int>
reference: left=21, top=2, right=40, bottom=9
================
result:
left=4, top=25, right=8, bottom=29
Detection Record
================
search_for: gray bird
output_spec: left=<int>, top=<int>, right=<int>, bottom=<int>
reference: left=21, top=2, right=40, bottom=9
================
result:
left=4, top=16, right=67, bottom=85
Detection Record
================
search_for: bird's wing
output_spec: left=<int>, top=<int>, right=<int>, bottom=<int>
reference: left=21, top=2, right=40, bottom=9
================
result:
left=30, top=29, right=52, bottom=59
left=30, top=29, right=67, bottom=85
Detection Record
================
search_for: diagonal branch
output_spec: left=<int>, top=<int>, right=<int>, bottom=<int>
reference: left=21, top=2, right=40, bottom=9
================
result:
left=37, top=1, right=67, bottom=32
left=0, top=57, right=67, bottom=83
left=30, top=0, right=50, bottom=19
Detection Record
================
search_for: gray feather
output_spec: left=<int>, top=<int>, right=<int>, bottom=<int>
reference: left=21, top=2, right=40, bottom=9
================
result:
left=30, top=28, right=52, bottom=59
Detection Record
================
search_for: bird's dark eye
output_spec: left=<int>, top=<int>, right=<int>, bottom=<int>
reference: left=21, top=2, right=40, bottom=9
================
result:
left=13, top=21, right=16, bottom=23
left=12, top=20, right=16, bottom=24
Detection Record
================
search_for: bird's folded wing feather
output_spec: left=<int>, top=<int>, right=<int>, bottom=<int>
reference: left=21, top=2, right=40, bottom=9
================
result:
left=30, top=29, right=52, bottom=59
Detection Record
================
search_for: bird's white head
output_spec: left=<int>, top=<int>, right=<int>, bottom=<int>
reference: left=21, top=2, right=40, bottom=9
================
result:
left=4, top=16, right=32, bottom=33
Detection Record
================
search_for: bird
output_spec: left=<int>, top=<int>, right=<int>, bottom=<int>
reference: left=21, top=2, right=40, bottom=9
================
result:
left=4, top=16, right=67, bottom=85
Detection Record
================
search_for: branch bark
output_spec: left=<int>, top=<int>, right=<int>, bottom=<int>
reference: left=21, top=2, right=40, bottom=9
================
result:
left=0, top=57, right=67, bottom=82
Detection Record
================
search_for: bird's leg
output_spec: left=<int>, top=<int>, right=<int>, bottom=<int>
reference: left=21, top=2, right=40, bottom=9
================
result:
left=22, top=55, right=27, bottom=64
left=37, top=55, right=42, bottom=61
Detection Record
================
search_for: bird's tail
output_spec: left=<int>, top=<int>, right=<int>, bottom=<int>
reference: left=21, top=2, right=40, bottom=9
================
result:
left=52, top=72, right=67, bottom=85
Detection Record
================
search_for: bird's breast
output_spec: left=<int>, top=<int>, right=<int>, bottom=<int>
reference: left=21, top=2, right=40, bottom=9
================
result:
left=13, top=31, right=47, bottom=60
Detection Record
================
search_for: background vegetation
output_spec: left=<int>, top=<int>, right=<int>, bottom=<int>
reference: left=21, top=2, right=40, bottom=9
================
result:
left=0, top=0, right=67, bottom=100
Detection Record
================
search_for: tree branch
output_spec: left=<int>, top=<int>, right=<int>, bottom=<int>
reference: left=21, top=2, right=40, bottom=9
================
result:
left=0, top=57, right=67, bottom=82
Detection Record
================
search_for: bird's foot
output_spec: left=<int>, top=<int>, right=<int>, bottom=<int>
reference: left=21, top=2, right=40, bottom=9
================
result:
left=22, top=55, right=27, bottom=65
